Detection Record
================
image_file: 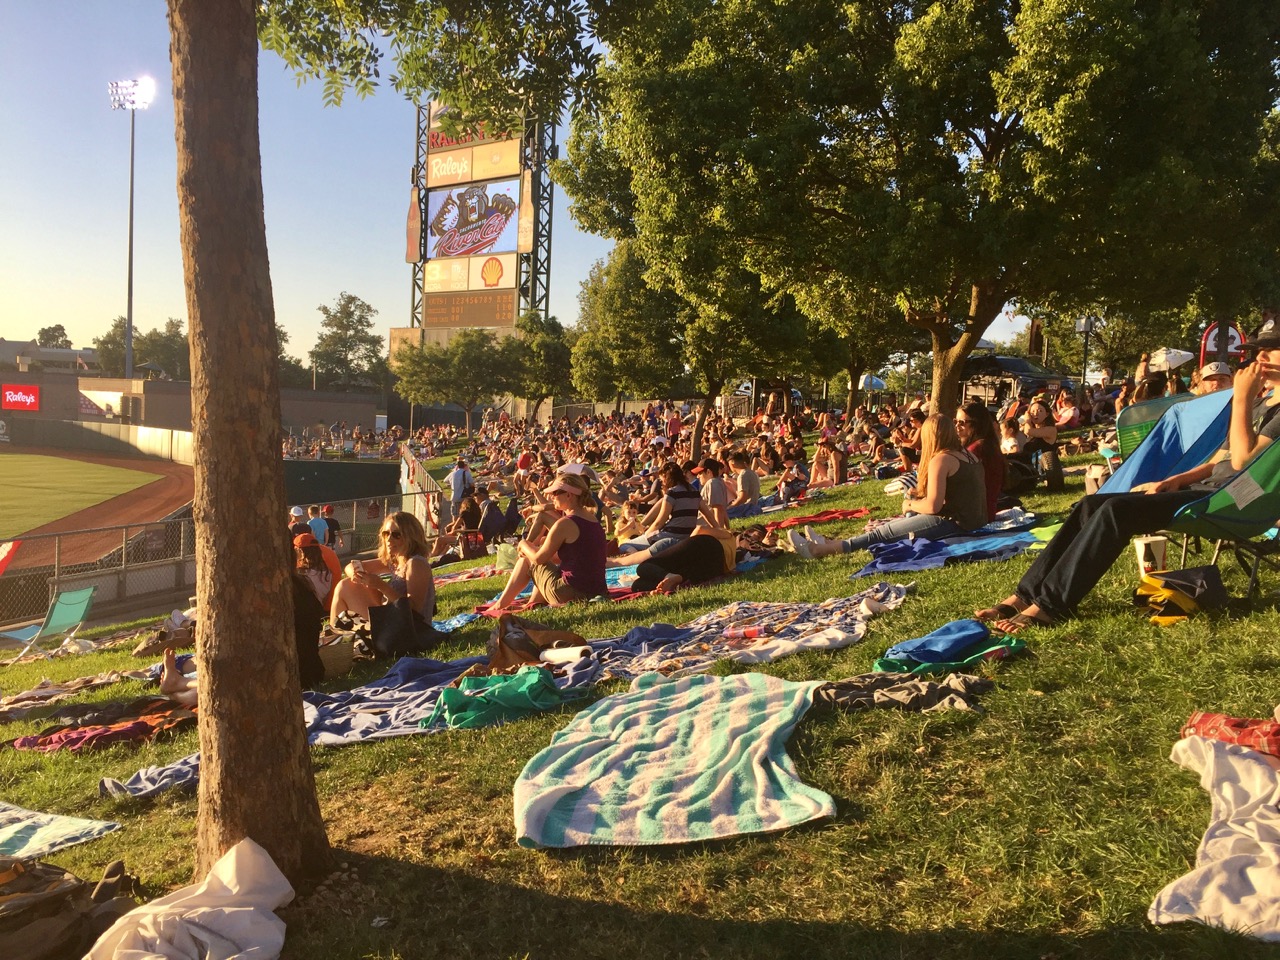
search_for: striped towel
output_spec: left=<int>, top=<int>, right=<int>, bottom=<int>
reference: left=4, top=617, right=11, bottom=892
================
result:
left=514, top=672, right=832, bottom=848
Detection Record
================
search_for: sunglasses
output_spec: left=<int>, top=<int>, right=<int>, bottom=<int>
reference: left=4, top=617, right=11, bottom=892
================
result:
left=381, top=528, right=402, bottom=539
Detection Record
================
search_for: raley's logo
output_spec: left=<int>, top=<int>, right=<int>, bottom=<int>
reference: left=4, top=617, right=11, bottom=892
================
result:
left=2, top=385, right=40, bottom=410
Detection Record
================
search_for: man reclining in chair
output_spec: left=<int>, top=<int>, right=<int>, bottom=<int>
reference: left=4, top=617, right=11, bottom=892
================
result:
left=976, top=320, right=1280, bottom=632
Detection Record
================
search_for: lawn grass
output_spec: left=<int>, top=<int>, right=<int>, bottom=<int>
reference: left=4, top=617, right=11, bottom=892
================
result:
left=3, top=453, right=1279, bottom=959
left=0, top=453, right=158, bottom=538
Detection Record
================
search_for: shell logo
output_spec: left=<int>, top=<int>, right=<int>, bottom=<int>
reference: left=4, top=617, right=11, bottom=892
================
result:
left=479, top=256, right=504, bottom=288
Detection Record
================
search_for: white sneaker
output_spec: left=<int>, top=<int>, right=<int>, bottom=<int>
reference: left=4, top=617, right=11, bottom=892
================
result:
left=804, top=525, right=828, bottom=546
left=786, top=530, right=814, bottom=559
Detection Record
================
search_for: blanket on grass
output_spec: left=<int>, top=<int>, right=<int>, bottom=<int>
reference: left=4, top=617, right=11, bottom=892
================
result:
left=764, top=508, right=872, bottom=532
left=0, top=801, right=120, bottom=858
left=102, top=585, right=910, bottom=798
left=850, top=530, right=1046, bottom=579
left=514, top=672, right=832, bottom=848
left=1149, top=735, right=1280, bottom=941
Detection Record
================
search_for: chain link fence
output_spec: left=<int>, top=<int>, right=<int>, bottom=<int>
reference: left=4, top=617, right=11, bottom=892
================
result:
left=0, top=491, right=442, bottom=630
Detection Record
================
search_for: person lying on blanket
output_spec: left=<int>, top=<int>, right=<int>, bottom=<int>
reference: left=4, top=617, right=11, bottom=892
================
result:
left=490, top=473, right=607, bottom=611
left=973, top=323, right=1280, bottom=633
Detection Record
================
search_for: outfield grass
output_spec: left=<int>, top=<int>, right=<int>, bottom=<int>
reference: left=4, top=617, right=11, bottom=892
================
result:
left=0, top=453, right=158, bottom=538
left=3, top=454, right=1279, bottom=959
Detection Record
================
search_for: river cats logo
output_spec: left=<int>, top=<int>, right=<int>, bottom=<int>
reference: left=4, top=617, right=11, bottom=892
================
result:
left=428, top=185, right=518, bottom=258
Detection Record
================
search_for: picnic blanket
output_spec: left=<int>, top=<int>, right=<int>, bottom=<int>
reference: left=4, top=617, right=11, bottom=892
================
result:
left=434, top=564, right=500, bottom=586
left=764, top=508, right=872, bottom=532
left=102, top=585, right=911, bottom=797
left=514, top=672, right=832, bottom=848
left=0, top=801, right=120, bottom=858
left=851, top=532, right=1041, bottom=578
left=1149, top=734, right=1280, bottom=940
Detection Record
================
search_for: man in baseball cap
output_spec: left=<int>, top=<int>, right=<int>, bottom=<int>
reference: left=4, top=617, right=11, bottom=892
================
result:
left=287, top=505, right=309, bottom=537
left=1198, top=362, right=1232, bottom=394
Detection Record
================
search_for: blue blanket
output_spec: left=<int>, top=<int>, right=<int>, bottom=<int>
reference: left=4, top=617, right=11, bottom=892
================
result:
left=851, top=532, right=1039, bottom=578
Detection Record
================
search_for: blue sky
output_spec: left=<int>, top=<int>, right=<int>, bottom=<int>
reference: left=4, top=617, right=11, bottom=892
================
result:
left=0, top=2, right=613, bottom=358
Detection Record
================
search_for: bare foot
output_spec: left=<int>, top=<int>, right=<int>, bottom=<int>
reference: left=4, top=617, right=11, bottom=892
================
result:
left=158, top=648, right=186, bottom=695
left=655, top=574, right=684, bottom=594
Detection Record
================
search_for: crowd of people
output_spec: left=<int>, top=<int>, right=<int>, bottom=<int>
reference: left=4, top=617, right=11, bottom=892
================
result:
left=287, top=325, right=1278, bottom=662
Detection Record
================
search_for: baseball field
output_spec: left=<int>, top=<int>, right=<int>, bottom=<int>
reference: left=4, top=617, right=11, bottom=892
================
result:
left=0, top=452, right=160, bottom=539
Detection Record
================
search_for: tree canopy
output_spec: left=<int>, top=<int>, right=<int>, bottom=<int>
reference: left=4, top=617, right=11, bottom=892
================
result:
left=309, top=291, right=384, bottom=389
left=37, top=324, right=72, bottom=349
left=394, top=328, right=521, bottom=437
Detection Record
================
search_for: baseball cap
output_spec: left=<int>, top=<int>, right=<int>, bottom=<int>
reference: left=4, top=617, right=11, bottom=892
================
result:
left=1243, top=316, right=1280, bottom=351
left=292, top=533, right=319, bottom=548
left=322, top=504, right=334, bottom=515
left=289, top=506, right=305, bottom=517
left=691, top=457, right=722, bottom=475
left=1200, top=361, right=1232, bottom=379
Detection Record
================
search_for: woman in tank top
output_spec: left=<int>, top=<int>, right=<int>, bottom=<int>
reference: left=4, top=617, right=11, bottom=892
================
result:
left=786, top=414, right=987, bottom=558
left=491, top=472, right=607, bottom=610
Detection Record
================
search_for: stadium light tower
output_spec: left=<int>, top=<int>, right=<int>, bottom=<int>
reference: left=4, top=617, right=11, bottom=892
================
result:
left=108, top=76, right=157, bottom=381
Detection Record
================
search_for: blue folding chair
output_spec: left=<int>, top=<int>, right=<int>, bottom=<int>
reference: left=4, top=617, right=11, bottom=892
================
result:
left=0, top=585, right=97, bottom=661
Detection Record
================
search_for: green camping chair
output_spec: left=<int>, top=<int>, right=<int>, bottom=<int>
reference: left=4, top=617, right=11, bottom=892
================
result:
left=1114, top=393, right=1199, bottom=460
left=0, top=585, right=97, bottom=661
left=1169, top=441, right=1280, bottom=605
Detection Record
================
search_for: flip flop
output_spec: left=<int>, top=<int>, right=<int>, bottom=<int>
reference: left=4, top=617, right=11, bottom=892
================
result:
left=992, top=611, right=1053, bottom=634
left=974, top=601, right=1025, bottom=623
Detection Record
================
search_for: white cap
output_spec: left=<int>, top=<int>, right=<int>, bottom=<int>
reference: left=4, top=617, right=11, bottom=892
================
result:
left=1200, top=361, right=1232, bottom=379
left=289, top=505, right=305, bottom=517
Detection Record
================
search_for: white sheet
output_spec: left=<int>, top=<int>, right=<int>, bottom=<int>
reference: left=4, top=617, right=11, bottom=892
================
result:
left=87, top=837, right=294, bottom=960
left=1149, top=735, right=1280, bottom=940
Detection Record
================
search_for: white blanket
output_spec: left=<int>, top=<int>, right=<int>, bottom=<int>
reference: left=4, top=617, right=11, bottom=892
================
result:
left=1149, top=735, right=1280, bottom=940
left=88, top=838, right=294, bottom=960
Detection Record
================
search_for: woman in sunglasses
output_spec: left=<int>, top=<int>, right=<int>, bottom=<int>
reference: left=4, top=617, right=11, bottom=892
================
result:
left=330, top=511, right=435, bottom=632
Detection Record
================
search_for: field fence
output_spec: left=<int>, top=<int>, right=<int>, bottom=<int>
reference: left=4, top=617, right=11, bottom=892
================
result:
left=0, top=491, right=440, bottom=630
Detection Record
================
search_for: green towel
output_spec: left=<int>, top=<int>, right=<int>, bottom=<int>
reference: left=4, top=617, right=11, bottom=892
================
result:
left=424, top=665, right=566, bottom=730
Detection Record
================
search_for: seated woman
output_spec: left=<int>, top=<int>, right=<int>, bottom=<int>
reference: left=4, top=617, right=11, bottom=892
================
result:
left=294, top=533, right=342, bottom=610
left=490, top=473, right=607, bottom=610
left=788, top=414, right=987, bottom=558
left=955, top=402, right=1006, bottom=523
left=330, top=512, right=437, bottom=641
left=1019, top=400, right=1059, bottom=459
left=614, top=462, right=716, bottom=556
left=1053, top=389, right=1081, bottom=429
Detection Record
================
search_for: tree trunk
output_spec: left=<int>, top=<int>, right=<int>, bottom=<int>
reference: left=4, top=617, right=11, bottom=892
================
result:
left=690, top=380, right=723, bottom=461
left=462, top=403, right=475, bottom=438
left=925, top=282, right=1008, bottom=413
left=167, top=0, right=331, bottom=884
left=528, top=396, right=543, bottom=424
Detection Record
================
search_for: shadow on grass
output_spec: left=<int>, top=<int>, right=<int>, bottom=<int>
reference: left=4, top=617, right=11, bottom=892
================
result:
left=280, top=851, right=1267, bottom=960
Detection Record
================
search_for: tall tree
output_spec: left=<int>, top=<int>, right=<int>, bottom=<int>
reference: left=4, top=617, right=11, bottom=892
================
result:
left=308, top=292, right=384, bottom=388
left=37, top=324, right=72, bottom=349
left=394, top=329, right=521, bottom=438
left=167, top=0, right=330, bottom=882
left=513, top=312, right=573, bottom=421
left=93, top=317, right=129, bottom=378
left=274, top=323, right=313, bottom=389
left=134, top=318, right=192, bottom=379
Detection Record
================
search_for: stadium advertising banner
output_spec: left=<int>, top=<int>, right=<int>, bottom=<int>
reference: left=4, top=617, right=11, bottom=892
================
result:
left=2, top=384, right=39, bottom=411
left=422, top=291, right=517, bottom=328
left=426, top=179, right=520, bottom=259
left=427, top=102, right=510, bottom=153
left=423, top=253, right=517, bottom=293
left=426, top=147, right=473, bottom=186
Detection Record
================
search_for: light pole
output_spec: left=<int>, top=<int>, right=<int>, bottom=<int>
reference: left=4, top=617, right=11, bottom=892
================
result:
left=108, top=76, right=157, bottom=381
left=1075, top=314, right=1097, bottom=401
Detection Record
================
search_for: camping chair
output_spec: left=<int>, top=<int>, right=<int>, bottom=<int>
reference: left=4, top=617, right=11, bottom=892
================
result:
left=1101, top=390, right=1232, bottom=494
left=1168, top=441, right=1280, bottom=606
left=1114, top=392, right=1201, bottom=462
left=0, top=586, right=97, bottom=662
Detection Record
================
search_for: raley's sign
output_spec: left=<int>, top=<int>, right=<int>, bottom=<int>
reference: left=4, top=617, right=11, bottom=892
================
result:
left=2, top=385, right=40, bottom=411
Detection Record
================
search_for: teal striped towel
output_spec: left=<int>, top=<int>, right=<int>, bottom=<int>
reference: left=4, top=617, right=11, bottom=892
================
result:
left=514, top=672, right=833, bottom=848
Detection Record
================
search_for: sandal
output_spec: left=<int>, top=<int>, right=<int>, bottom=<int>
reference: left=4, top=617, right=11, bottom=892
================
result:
left=974, top=600, right=1026, bottom=623
left=992, top=611, right=1054, bottom=634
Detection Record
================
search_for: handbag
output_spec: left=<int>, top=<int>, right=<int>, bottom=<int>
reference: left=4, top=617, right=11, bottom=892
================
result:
left=367, top=598, right=441, bottom=658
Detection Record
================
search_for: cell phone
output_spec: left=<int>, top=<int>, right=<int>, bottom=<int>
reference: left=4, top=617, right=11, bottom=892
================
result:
left=351, top=560, right=364, bottom=574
